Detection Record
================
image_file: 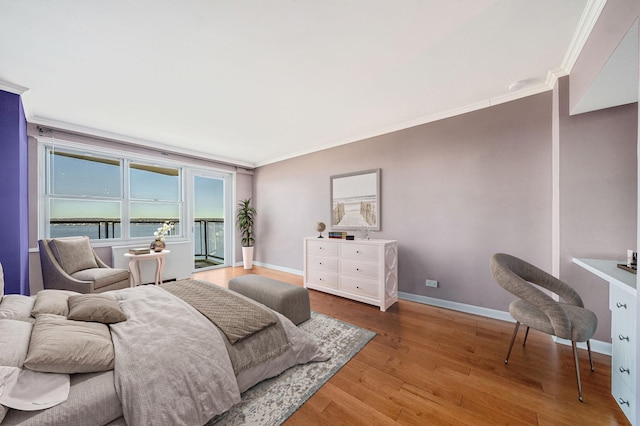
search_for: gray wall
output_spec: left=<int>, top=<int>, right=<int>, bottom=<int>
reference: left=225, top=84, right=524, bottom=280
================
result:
left=234, top=169, right=254, bottom=263
left=254, top=92, right=554, bottom=318
left=558, top=76, right=638, bottom=341
left=254, top=85, right=638, bottom=343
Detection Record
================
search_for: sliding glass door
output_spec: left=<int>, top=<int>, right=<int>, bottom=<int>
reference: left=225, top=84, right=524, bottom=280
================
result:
left=192, top=173, right=230, bottom=270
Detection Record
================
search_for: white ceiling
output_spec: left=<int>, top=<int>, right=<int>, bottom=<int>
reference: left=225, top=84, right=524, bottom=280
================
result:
left=0, top=0, right=603, bottom=168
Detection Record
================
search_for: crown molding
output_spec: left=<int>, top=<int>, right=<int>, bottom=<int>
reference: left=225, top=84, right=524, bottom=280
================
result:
left=256, top=85, right=558, bottom=167
left=0, top=80, right=29, bottom=95
left=0, top=80, right=34, bottom=121
left=30, top=116, right=255, bottom=169
left=561, top=0, right=607, bottom=73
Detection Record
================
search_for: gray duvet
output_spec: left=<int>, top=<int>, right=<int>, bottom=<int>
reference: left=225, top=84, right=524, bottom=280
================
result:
left=110, top=285, right=241, bottom=426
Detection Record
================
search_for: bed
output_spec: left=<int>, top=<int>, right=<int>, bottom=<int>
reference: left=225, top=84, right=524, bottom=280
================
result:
left=0, top=269, right=329, bottom=426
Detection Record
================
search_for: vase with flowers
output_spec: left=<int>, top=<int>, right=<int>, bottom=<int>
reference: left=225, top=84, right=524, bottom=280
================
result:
left=151, top=221, right=174, bottom=252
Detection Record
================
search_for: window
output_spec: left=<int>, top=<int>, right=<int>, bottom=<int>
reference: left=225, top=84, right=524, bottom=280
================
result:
left=129, top=162, right=181, bottom=238
left=46, top=149, right=123, bottom=239
left=43, top=145, right=183, bottom=241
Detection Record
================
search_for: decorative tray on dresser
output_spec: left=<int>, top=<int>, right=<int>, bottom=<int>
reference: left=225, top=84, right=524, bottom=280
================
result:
left=303, top=237, right=398, bottom=311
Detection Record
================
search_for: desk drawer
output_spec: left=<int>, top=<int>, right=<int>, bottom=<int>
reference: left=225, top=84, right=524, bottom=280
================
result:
left=612, top=372, right=636, bottom=423
left=612, top=333, right=636, bottom=390
left=610, top=284, right=636, bottom=322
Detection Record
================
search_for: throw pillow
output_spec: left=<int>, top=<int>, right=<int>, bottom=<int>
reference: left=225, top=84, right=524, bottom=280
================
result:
left=0, top=319, right=33, bottom=368
left=68, top=294, right=127, bottom=324
left=31, top=290, right=78, bottom=317
left=49, top=237, right=99, bottom=275
left=0, top=295, right=35, bottom=322
left=0, top=262, right=4, bottom=298
left=24, top=314, right=115, bottom=374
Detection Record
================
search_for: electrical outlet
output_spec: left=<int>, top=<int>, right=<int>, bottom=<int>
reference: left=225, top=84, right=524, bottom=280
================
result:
left=426, top=279, right=439, bottom=288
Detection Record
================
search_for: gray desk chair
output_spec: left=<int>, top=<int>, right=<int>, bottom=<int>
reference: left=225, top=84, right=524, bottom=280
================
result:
left=490, top=253, right=598, bottom=402
left=39, top=236, right=130, bottom=294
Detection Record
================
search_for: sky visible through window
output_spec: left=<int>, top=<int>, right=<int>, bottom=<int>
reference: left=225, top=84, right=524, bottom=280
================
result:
left=50, top=154, right=224, bottom=220
left=195, top=176, right=224, bottom=219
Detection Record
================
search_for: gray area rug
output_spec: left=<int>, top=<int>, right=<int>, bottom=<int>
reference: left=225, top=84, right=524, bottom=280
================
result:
left=211, top=311, right=376, bottom=425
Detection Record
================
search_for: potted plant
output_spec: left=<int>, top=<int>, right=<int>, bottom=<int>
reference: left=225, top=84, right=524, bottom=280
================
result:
left=236, top=198, right=256, bottom=269
left=151, top=221, right=174, bottom=252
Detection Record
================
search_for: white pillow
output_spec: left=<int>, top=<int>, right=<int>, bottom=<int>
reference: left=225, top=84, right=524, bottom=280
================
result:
left=0, top=295, right=35, bottom=322
left=0, top=262, right=4, bottom=298
left=0, top=319, right=32, bottom=368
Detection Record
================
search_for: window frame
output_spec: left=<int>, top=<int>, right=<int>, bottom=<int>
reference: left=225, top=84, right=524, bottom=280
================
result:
left=38, top=138, right=186, bottom=246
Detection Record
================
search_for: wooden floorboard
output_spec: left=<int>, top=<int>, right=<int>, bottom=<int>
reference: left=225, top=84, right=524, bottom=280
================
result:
left=193, top=266, right=630, bottom=426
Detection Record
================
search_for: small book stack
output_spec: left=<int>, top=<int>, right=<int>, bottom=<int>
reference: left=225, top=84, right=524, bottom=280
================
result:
left=328, top=232, right=347, bottom=239
left=129, top=247, right=151, bottom=255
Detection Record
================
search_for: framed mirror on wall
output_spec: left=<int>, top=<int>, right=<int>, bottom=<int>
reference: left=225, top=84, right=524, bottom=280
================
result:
left=330, top=169, right=380, bottom=231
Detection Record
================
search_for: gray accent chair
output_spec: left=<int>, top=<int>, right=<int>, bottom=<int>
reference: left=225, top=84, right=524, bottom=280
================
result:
left=38, top=236, right=130, bottom=294
left=490, top=253, right=598, bottom=402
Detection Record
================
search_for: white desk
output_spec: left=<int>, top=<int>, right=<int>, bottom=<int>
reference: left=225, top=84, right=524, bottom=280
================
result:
left=124, top=250, right=170, bottom=287
left=573, top=258, right=637, bottom=424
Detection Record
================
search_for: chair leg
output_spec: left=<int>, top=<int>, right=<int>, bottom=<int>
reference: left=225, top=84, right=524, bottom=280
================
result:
left=505, top=321, right=520, bottom=365
left=587, top=340, right=594, bottom=372
left=572, top=341, right=584, bottom=402
left=522, top=326, right=530, bottom=347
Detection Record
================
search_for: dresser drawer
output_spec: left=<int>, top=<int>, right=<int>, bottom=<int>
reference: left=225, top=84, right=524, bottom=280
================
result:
left=306, top=270, right=338, bottom=289
left=340, top=259, right=379, bottom=279
left=304, top=237, right=398, bottom=312
left=307, top=255, right=339, bottom=272
left=340, top=243, right=379, bottom=261
left=340, top=276, right=379, bottom=298
left=306, top=240, right=339, bottom=257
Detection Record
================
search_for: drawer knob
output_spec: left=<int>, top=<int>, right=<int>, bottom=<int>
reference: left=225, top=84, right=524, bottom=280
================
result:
left=319, top=262, right=322, bottom=265
left=356, top=268, right=360, bottom=271
left=616, top=302, right=627, bottom=309
left=618, top=334, right=630, bottom=342
left=618, top=398, right=630, bottom=407
left=356, top=250, right=360, bottom=253
left=619, top=366, right=631, bottom=374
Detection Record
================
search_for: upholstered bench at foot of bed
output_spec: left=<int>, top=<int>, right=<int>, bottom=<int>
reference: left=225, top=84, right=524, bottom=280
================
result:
left=228, top=275, right=311, bottom=325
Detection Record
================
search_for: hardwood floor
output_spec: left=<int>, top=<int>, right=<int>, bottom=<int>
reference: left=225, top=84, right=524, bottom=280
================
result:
left=193, top=266, right=630, bottom=425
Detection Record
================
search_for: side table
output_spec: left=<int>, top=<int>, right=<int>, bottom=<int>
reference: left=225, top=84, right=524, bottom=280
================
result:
left=124, top=250, right=170, bottom=287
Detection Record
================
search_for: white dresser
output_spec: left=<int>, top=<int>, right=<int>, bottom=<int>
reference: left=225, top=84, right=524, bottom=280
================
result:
left=574, top=258, right=637, bottom=424
left=304, top=237, right=398, bottom=311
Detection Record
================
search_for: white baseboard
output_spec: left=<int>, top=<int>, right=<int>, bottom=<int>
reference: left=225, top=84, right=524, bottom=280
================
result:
left=237, top=261, right=304, bottom=276
left=398, top=292, right=611, bottom=356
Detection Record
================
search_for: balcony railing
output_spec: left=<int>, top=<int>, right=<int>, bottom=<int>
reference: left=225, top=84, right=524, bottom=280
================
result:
left=49, top=218, right=224, bottom=269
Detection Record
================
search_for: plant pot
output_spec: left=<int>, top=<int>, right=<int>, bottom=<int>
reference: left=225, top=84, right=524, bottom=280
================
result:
left=242, top=246, right=254, bottom=270
left=150, top=240, right=166, bottom=252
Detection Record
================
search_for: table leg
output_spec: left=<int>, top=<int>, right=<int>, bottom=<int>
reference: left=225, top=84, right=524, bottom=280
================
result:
left=156, top=255, right=166, bottom=285
left=129, top=259, right=139, bottom=287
